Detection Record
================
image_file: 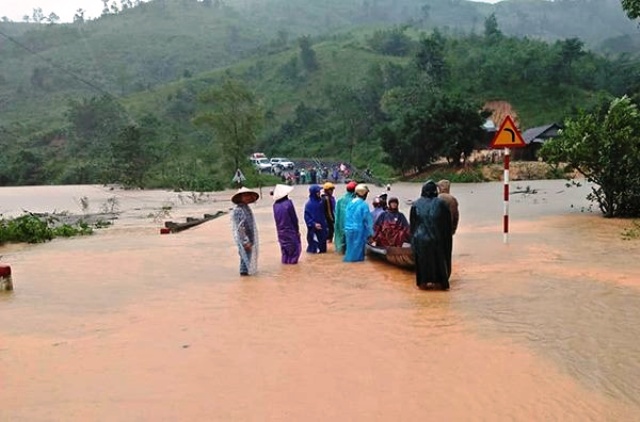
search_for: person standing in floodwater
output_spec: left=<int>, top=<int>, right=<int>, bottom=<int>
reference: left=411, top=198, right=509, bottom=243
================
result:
left=271, top=184, right=302, bottom=264
left=304, top=184, right=328, bottom=253
left=344, top=184, right=374, bottom=262
left=410, top=180, right=452, bottom=290
left=437, top=179, right=459, bottom=275
left=437, top=179, right=459, bottom=236
left=333, top=181, right=357, bottom=254
left=322, top=182, right=336, bottom=243
left=230, top=187, right=260, bottom=276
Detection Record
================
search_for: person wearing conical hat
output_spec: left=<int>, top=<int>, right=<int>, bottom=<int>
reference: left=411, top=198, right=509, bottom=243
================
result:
left=271, top=184, right=302, bottom=264
left=344, top=183, right=374, bottom=262
left=230, top=187, right=259, bottom=276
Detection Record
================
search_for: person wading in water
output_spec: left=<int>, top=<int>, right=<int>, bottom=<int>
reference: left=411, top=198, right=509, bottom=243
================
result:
left=230, top=187, right=260, bottom=276
left=409, top=180, right=452, bottom=290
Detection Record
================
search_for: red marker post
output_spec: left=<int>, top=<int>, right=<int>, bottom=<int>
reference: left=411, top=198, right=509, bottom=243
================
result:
left=489, top=115, right=526, bottom=243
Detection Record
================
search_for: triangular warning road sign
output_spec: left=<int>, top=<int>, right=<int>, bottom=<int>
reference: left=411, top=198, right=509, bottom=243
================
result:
left=232, top=168, right=246, bottom=183
left=490, top=115, right=526, bottom=149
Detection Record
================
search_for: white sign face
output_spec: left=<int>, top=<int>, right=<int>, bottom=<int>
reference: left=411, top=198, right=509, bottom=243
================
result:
left=232, top=169, right=246, bottom=183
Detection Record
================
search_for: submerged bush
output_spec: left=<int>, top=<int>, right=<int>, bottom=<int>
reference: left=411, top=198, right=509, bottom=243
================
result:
left=0, top=214, right=93, bottom=244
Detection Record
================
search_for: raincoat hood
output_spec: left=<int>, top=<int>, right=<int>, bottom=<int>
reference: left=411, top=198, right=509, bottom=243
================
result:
left=309, top=184, right=322, bottom=197
left=421, top=180, right=438, bottom=198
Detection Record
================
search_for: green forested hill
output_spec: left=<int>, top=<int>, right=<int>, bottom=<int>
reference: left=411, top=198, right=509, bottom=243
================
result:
left=0, top=0, right=638, bottom=127
left=0, top=0, right=639, bottom=188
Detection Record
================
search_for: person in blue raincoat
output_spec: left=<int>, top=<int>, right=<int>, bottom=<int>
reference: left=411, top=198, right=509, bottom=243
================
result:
left=344, top=183, right=374, bottom=262
left=304, top=184, right=328, bottom=253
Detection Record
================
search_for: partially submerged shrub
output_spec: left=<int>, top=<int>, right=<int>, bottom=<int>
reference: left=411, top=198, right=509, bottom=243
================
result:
left=0, top=213, right=94, bottom=245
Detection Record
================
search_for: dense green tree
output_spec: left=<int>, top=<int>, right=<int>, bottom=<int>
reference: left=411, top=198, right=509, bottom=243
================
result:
left=298, top=36, right=319, bottom=72
left=65, top=95, right=129, bottom=159
left=9, top=149, right=45, bottom=185
left=193, top=78, right=263, bottom=176
left=551, top=38, right=585, bottom=84
left=382, top=89, right=487, bottom=170
left=73, top=9, right=85, bottom=23
left=366, top=26, right=414, bottom=56
left=540, top=96, right=640, bottom=217
left=325, top=70, right=386, bottom=164
left=622, top=0, right=640, bottom=19
left=279, top=55, right=301, bottom=82
left=484, top=13, right=502, bottom=39
left=414, top=30, right=449, bottom=86
left=110, top=124, right=153, bottom=187
left=32, top=8, right=45, bottom=23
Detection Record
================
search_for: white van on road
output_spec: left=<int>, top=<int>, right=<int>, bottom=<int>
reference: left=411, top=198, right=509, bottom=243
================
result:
left=270, top=157, right=295, bottom=170
left=250, top=157, right=272, bottom=172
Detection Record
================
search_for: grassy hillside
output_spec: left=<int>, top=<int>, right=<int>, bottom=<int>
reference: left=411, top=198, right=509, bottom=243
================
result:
left=0, top=0, right=639, bottom=188
left=1, top=0, right=638, bottom=130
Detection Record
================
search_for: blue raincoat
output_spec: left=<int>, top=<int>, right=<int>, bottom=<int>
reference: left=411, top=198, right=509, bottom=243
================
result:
left=343, top=196, right=374, bottom=262
left=304, top=185, right=328, bottom=253
left=333, top=190, right=355, bottom=254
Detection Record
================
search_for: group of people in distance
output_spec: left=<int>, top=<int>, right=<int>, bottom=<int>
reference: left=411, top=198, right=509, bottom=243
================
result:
left=229, top=179, right=459, bottom=290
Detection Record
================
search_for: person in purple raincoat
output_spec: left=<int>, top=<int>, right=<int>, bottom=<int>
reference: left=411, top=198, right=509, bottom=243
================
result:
left=271, top=184, right=302, bottom=264
left=304, top=184, right=328, bottom=253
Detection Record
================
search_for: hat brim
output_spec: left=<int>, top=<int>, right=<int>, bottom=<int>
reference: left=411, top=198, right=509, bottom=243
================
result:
left=273, top=184, right=294, bottom=201
left=232, top=191, right=259, bottom=204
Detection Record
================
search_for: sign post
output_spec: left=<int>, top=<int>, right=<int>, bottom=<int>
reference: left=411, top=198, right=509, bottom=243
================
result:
left=232, top=168, right=246, bottom=186
left=489, top=115, right=526, bottom=243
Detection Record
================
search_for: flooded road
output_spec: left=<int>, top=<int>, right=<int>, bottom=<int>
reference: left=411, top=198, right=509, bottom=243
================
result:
left=2, top=181, right=640, bottom=421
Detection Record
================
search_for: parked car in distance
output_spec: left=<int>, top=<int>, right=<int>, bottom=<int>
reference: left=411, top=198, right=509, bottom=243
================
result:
left=250, top=152, right=267, bottom=160
left=250, top=157, right=272, bottom=173
left=270, top=157, right=295, bottom=170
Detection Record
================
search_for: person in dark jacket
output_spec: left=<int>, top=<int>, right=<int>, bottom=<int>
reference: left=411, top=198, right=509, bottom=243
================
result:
left=271, top=184, right=302, bottom=264
left=322, top=182, right=336, bottom=243
left=409, top=180, right=453, bottom=290
left=304, top=184, right=328, bottom=253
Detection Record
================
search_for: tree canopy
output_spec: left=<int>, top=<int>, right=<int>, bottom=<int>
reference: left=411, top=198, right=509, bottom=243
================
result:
left=540, top=96, right=640, bottom=218
left=193, top=78, right=263, bottom=177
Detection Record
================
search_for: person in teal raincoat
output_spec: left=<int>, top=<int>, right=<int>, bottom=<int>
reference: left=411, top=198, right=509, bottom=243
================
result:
left=333, top=181, right=357, bottom=254
left=343, top=184, right=374, bottom=262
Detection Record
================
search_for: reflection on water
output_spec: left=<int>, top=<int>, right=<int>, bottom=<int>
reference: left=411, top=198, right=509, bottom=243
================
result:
left=2, top=182, right=640, bottom=420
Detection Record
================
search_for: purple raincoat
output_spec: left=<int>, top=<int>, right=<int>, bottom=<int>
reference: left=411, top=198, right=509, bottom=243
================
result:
left=273, top=196, right=302, bottom=264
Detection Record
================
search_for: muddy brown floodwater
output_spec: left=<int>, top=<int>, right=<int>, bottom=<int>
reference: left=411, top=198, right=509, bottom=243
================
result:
left=2, top=181, right=640, bottom=421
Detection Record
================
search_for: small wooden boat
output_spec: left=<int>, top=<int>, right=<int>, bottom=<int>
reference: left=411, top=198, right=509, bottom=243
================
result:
left=366, top=242, right=415, bottom=270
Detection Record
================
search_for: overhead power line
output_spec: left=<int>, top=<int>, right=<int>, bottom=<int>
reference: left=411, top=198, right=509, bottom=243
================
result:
left=0, top=28, right=118, bottom=100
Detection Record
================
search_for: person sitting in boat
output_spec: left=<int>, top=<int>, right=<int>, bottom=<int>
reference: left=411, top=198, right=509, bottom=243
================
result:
left=372, top=197, right=410, bottom=248
left=371, top=196, right=385, bottom=224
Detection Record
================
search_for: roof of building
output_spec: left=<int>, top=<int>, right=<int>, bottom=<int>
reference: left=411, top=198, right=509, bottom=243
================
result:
left=522, top=123, right=562, bottom=144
